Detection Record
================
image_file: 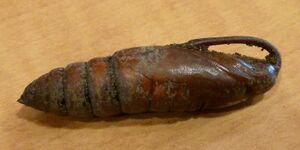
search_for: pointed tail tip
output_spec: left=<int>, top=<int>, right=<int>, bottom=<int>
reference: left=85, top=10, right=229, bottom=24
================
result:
left=17, top=98, right=25, bottom=104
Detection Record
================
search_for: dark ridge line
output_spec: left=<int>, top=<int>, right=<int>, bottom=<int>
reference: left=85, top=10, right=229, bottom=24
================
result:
left=147, top=75, right=154, bottom=113
left=84, top=62, right=95, bottom=117
left=198, top=101, right=207, bottom=112
left=126, top=66, right=153, bottom=113
left=61, top=68, right=68, bottom=115
left=185, top=85, right=193, bottom=112
left=45, top=73, right=50, bottom=112
left=108, top=56, right=123, bottom=114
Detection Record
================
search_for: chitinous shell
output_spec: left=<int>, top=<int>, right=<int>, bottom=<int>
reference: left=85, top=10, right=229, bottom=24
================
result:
left=18, top=36, right=281, bottom=118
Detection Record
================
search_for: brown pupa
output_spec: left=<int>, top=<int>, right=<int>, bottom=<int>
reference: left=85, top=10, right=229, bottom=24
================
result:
left=18, top=36, right=281, bottom=118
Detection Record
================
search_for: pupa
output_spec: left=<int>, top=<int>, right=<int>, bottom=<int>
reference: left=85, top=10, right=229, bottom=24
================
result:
left=18, top=36, right=281, bottom=118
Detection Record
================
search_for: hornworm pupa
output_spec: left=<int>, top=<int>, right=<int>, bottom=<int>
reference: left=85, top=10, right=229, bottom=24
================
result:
left=18, top=36, right=281, bottom=118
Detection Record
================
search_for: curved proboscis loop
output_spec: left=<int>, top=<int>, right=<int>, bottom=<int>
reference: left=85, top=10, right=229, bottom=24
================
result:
left=186, top=36, right=281, bottom=71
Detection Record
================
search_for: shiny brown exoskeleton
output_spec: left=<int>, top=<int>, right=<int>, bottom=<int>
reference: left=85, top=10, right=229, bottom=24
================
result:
left=18, top=36, right=281, bottom=118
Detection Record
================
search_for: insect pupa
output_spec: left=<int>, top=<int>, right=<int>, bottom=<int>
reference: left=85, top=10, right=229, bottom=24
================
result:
left=18, top=36, right=281, bottom=118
